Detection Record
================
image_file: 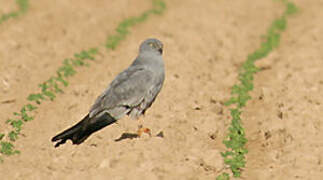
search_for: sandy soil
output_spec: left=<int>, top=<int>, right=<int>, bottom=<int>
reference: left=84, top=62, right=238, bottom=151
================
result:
left=0, top=0, right=322, bottom=179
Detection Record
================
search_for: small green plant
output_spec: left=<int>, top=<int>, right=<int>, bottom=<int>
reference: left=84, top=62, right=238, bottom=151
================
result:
left=106, top=0, right=166, bottom=50
left=216, top=172, right=230, bottom=180
left=0, top=134, right=4, bottom=141
left=217, top=0, right=297, bottom=179
left=0, top=0, right=29, bottom=25
left=16, top=0, right=29, bottom=13
left=0, top=142, right=20, bottom=156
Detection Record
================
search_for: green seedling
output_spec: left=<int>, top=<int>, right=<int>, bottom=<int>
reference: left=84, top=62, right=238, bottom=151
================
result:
left=16, top=0, right=29, bottom=13
left=0, top=142, right=20, bottom=155
left=8, top=131, right=19, bottom=141
left=0, top=0, right=29, bottom=25
left=216, top=173, right=230, bottom=180
left=218, top=0, right=297, bottom=179
left=27, top=93, right=45, bottom=104
left=0, top=134, right=4, bottom=141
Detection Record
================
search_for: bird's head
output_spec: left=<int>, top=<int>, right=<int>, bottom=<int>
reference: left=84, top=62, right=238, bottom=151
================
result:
left=139, top=38, right=163, bottom=55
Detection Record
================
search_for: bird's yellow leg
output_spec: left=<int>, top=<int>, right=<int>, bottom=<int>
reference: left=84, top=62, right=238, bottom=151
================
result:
left=137, top=123, right=151, bottom=137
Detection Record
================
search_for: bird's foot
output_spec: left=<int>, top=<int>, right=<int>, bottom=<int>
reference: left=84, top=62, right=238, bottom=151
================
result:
left=137, top=125, right=151, bottom=137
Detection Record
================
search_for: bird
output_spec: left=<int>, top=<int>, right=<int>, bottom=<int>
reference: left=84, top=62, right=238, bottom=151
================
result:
left=51, top=38, right=165, bottom=148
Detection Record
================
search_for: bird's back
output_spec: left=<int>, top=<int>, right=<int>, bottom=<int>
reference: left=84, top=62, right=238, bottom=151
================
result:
left=89, top=53, right=164, bottom=120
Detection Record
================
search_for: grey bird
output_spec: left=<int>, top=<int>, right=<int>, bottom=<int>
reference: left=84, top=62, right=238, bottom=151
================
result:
left=51, top=38, right=165, bottom=147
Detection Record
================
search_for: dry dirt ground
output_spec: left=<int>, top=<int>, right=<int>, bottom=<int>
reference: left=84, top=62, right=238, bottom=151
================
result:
left=0, top=0, right=323, bottom=179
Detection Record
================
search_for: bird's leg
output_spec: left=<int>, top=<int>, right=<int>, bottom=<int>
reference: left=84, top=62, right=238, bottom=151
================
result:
left=137, top=119, right=151, bottom=137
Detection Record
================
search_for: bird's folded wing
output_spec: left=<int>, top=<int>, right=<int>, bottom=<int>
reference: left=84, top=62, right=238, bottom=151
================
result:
left=89, top=66, right=154, bottom=118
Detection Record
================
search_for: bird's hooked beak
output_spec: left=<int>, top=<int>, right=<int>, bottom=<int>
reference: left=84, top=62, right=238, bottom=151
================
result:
left=157, top=43, right=163, bottom=54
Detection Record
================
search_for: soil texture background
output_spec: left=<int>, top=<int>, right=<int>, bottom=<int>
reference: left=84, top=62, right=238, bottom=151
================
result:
left=1, top=0, right=323, bottom=179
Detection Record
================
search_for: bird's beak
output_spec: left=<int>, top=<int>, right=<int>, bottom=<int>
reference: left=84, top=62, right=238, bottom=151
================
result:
left=157, top=43, right=163, bottom=54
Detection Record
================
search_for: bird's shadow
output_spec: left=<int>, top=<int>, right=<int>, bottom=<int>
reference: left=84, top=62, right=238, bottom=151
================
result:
left=114, top=132, right=139, bottom=142
left=114, top=131, right=164, bottom=142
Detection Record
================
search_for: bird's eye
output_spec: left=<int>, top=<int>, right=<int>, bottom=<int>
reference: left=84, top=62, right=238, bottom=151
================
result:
left=148, top=43, right=154, bottom=48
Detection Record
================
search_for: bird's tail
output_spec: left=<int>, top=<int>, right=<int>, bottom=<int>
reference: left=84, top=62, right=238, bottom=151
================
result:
left=51, top=112, right=116, bottom=148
